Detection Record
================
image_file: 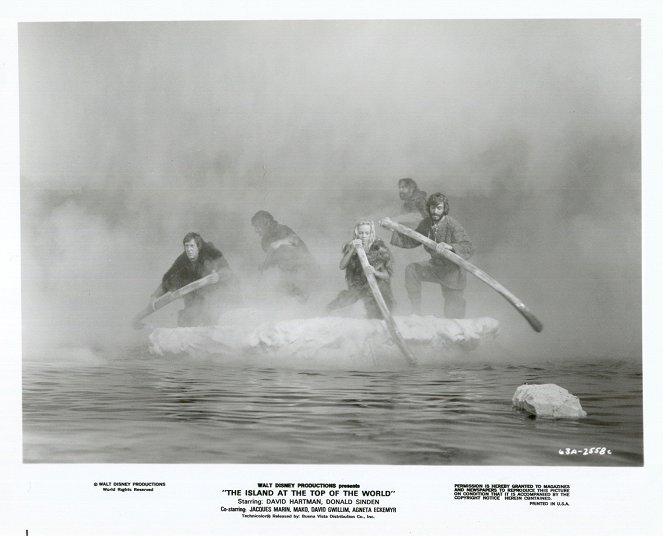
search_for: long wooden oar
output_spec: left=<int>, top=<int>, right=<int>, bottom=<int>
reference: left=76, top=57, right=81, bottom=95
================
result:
left=354, top=242, right=417, bottom=366
left=132, top=272, right=220, bottom=329
left=380, top=217, right=543, bottom=333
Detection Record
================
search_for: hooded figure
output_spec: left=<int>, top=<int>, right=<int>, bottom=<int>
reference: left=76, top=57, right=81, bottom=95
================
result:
left=251, top=210, right=318, bottom=302
left=327, top=220, right=395, bottom=319
left=390, top=193, right=474, bottom=318
left=152, top=232, right=241, bottom=326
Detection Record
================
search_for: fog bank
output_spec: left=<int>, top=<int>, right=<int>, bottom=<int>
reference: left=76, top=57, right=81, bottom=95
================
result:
left=19, top=20, right=640, bottom=360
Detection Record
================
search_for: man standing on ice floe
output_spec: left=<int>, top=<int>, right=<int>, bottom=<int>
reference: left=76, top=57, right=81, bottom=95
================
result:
left=151, top=232, right=241, bottom=327
left=326, top=220, right=395, bottom=319
left=388, top=193, right=474, bottom=318
left=251, top=210, right=319, bottom=302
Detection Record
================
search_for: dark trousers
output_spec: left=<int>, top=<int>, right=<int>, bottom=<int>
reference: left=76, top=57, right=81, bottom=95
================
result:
left=404, top=261, right=466, bottom=318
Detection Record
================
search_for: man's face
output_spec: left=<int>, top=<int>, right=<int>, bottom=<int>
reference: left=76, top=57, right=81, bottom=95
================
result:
left=399, top=183, right=415, bottom=200
left=184, top=239, right=200, bottom=261
left=429, top=203, right=446, bottom=222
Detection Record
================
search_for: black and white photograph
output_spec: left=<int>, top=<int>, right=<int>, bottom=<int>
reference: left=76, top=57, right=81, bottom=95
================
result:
left=2, top=1, right=662, bottom=535
left=18, top=16, right=642, bottom=465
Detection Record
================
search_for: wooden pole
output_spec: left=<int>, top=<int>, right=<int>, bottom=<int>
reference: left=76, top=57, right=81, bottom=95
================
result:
left=354, top=242, right=417, bottom=366
left=132, top=272, right=221, bottom=329
left=380, top=217, right=543, bottom=333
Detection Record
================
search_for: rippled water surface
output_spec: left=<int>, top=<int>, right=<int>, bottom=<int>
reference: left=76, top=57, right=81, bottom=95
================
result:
left=23, top=351, right=642, bottom=465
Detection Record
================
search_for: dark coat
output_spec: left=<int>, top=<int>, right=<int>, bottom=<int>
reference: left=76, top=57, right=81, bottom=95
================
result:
left=161, top=242, right=230, bottom=292
left=160, top=242, right=241, bottom=326
left=260, top=222, right=316, bottom=272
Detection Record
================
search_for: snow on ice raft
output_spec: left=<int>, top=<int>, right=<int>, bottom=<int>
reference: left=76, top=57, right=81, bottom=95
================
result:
left=148, top=310, right=500, bottom=367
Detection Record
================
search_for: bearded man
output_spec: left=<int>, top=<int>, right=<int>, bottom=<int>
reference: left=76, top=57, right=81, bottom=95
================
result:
left=389, top=193, right=474, bottom=318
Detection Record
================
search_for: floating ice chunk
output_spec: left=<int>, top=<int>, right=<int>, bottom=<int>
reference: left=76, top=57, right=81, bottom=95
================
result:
left=148, top=310, right=499, bottom=367
left=512, top=383, right=587, bottom=418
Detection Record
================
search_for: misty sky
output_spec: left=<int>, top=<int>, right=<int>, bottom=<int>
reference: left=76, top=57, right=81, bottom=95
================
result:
left=18, top=20, right=640, bottom=359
